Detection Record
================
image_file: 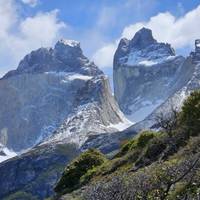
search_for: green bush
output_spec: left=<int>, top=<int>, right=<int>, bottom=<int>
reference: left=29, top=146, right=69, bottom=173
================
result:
left=180, top=90, right=200, bottom=136
left=136, top=131, right=157, bottom=148
left=135, top=136, right=167, bottom=167
left=54, top=149, right=107, bottom=194
left=117, top=131, right=157, bottom=157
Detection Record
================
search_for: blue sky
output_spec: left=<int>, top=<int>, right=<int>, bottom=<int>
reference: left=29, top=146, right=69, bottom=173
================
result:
left=25, top=0, right=200, bottom=33
left=23, top=0, right=200, bottom=48
left=0, top=0, right=200, bottom=78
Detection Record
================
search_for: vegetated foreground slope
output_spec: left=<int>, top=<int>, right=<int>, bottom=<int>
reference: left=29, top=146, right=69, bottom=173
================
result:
left=54, top=91, right=200, bottom=200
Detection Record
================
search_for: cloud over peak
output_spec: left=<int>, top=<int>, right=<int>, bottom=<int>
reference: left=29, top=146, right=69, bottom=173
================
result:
left=0, top=0, right=67, bottom=76
left=93, top=4, right=200, bottom=68
left=122, top=5, right=200, bottom=49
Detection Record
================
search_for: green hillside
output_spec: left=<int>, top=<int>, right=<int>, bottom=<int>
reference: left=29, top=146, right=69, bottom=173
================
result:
left=53, top=91, right=200, bottom=200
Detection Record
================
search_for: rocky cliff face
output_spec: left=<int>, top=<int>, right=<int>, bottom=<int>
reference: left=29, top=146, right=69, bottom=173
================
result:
left=0, top=39, right=129, bottom=153
left=113, top=28, right=185, bottom=122
left=116, top=39, right=200, bottom=136
left=149, top=39, right=200, bottom=118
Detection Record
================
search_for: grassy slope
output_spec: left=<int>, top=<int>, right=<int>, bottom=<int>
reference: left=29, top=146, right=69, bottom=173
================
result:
left=55, top=91, right=200, bottom=200
left=57, top=132, right=200, bottom=200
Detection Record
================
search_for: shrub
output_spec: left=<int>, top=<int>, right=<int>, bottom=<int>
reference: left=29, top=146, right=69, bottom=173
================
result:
left=83, top=156, right=200, bottom=200
left=135, top=135, right=167, bottom=167
left=136, top=131, right=157, bottom=148
left=117, top=131, right=157, bottom=157
left=54, top=149, right=107, bottom=194
left=180, top=90, right=200, bottom=136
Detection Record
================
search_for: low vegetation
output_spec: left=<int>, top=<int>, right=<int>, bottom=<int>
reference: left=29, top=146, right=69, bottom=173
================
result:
left=54, top=91, right=200, bottom=200
left=54, top=149, right=107, bottom=195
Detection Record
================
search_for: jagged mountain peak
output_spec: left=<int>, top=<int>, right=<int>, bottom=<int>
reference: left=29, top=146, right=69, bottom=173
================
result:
left=130, top=27, right=157, bottom=49
left=0, top=35, right=130, bottom=152
left=114, top=28, right=176, bottom=68
left=54, top=38, right=83, bottom=58
left=118, top=37, right=129, bottom=47
left=3, top=39, right=102, bottom=79
left=56, top=39, right=80, bottom=48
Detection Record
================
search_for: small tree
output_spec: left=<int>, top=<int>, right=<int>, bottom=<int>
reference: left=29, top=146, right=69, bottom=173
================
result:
left=180, top=90, right=200, bottom=136
left=154, top=104, right=179, bottom=137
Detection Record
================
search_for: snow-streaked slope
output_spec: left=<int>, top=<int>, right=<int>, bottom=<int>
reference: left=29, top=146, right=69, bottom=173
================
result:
left=126, top=99, right=164, bottom=122
left=123, top=42, right=200, bottom=134
left=0, top=144, right=17, bottom=163
left=42, top=101, right=132, bottom=147
left=0, top=39, right=129, bottom=153
left=39, top=74, right=132, bottom=148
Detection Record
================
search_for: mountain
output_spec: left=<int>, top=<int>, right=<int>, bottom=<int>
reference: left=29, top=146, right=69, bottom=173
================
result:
left=81, top=31, right=200, bottom=159
left=0, top=39, right=130, bottom=199
left=113, top=28, right=185, bottom=122
left=143, top=38, right=200, bottom=125
left=0, top=39, right=129, bottom=154
left=127, top=37, right=200, bottom=132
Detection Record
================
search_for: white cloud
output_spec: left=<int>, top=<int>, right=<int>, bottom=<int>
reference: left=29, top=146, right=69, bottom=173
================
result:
left=0, top=0, right=17, bottom=37
left=122, top=5, right=200, bottom=49
left=0, top=0, right=67, bottom=76
left=20, top=10, right=66, bottom=45
left=21, top=0, right=38, bottom=7
left=93, top=5, right=200, bottom=68
left=92, top=43, right=117, bottom=68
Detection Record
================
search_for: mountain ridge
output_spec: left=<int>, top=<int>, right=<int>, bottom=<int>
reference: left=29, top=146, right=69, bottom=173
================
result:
left=114, top=27, right=185, bottom=122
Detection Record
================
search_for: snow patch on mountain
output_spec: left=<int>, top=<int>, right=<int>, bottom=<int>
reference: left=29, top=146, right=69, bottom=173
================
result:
left=0, top=145, right=17, bottom=163
left=107, top=120, right=133, bottom=131
left=41, top=99, right=132, bottom=147
left=138, top=60, right=158, bottom=66
left=67, top=74, right=92, bottom=81
left=126, top=51, right=176, bottom=67
left=44, top=72, right=93, bottom=82
left=127, top=99, right=164, bottom=122
left=59, top=39, right=80, bottom=47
